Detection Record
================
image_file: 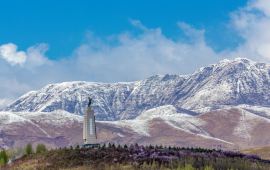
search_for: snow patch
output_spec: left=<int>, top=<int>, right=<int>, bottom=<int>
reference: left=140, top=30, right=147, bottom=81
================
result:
left=106, top=105, right=207, bottom=137
left=14, top=110, right=83, bottom=126
left=233, top=108, right=270, bottom=139
left=0, top=112, right=27, bottom=124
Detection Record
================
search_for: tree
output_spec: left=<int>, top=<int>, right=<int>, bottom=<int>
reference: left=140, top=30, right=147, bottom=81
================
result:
left=36, top=144, right=47, bottom=154
left=75, top=145, right=80, bottom=150
left=0, top=150, right=8, bottom=166
left=25, top=143, right=33, bottom=155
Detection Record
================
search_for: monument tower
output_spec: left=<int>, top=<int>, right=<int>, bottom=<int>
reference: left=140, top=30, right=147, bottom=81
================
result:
left=83, top=97, right=99, bottom=147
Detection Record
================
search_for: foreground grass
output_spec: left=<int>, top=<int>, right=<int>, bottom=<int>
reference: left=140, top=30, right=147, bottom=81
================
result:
left=7, top=144, right=270, bottom=170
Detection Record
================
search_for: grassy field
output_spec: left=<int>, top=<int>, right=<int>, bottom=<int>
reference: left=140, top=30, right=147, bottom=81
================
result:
left=5, top=144, right=270, bottom=170
left=242, top=146, right=270, bottom=160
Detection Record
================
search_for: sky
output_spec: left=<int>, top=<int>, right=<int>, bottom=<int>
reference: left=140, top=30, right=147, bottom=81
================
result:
left=0, top=0, right=247, bottom=58
left=0, top=0, right=270, bottom=106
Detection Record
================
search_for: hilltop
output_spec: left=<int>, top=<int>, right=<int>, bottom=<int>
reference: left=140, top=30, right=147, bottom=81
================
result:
left=6, top=144, right=270, bottom=170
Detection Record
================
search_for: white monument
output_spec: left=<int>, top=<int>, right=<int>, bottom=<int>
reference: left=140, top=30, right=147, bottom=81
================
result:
left=83, top=98, right=99, bottom=147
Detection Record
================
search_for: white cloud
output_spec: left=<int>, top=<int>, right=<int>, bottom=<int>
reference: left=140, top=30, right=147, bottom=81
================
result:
left=229, top=0, right=270, bottom=61
left=0, top=43, right=49, bottom=67
left=129, top=19, right=148, bottom=31
left=0, top=43, right=27, bottom=65
left=177, top=22, right=205, bottom=43
left=249, top=0, right=270, bottom=17
left=0, top=99, right=12, bottom=109
left=71, top=22, right=219, bottom=82
left=25, top=43, right=50, bottom=67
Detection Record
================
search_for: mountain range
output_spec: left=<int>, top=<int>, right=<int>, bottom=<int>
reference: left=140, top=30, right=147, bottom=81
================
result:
left=1, top=58, right=270, bottom=150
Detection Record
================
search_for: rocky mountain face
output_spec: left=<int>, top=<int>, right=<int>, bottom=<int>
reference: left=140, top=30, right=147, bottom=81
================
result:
left=4, top=58, right=270, bottom=120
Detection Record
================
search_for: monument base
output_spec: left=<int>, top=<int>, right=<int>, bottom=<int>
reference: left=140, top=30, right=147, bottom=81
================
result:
left=82, top=143, right=100, bottom=148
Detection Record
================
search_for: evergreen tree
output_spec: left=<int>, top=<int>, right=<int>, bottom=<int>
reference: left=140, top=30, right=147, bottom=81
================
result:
left=36, top=144, right=47, bottom=154
left=0, top=150, right=8, bottom=166
left=25, top=143, right=33, bottom=155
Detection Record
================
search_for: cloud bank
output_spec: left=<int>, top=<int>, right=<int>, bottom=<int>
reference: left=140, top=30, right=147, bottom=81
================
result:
left=229, top=0, right=270, bottom=60
left=0, top=0, right=269, bottom=106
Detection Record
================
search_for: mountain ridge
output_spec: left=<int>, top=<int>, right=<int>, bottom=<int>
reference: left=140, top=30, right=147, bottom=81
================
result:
left=4, top=58, right=270, bottom=121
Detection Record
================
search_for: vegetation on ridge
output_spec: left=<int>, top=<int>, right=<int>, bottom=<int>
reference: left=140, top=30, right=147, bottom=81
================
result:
left=5, top=143, right=270, bottom=170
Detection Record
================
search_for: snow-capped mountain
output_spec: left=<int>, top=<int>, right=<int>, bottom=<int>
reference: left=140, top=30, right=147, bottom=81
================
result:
left=4, top=58, right=270, bottom=120
left=2, top=58, right=270, bottom=150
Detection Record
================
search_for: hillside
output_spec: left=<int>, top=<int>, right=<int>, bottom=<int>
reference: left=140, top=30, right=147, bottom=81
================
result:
left=6, top=145, right=270, bottom=170
left=242, top=146, right=270, bottom=160
left=2, top=105, right=270, bottom=150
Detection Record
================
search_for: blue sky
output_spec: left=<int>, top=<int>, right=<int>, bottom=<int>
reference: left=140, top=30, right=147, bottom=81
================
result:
left=0, top=0, right=247, bottom=59
left=0, top=0, right=270, bottom=105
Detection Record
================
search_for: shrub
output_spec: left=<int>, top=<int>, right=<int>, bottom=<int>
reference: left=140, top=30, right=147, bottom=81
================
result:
left=25, top=143, right=33, bottom=155
left=36, top=144, right=47, bottom=154
left=0, top=150, right=8, bottom=166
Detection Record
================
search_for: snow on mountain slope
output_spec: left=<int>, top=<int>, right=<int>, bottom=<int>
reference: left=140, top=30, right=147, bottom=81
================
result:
left=179, top=58, right=270, bottom=111
left=14, top=110, right=82, bottom=126
left=102, top=105, right=233, bottom=145
left=238, top=105, right=270, bottom=119
left=4, top=58, right=270, bottom=121
left=4, top=81, right=137, bottom=120
left=232, top=108, right=270, bottom=141
left=0, top=111, right=82, bottom=130
left=1, top=105, right=270, bottom=150
left=0, top=112, right=28, bottom=125
left=4, top=75, right=187, bottom=120
left=198, top=107, right=270, bottom=149
left=0, top=110, right=83, bottom=149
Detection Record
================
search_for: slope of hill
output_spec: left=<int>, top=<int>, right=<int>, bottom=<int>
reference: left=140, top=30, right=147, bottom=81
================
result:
left=242, top=146, right=270, bottom=160
left=102, top=105, right=270, bottom=150
left=0, top=110, right=82, bottom=149
left=1, top=105, right=270, bottom=150
left=4, top=58, right=270, bottom=120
